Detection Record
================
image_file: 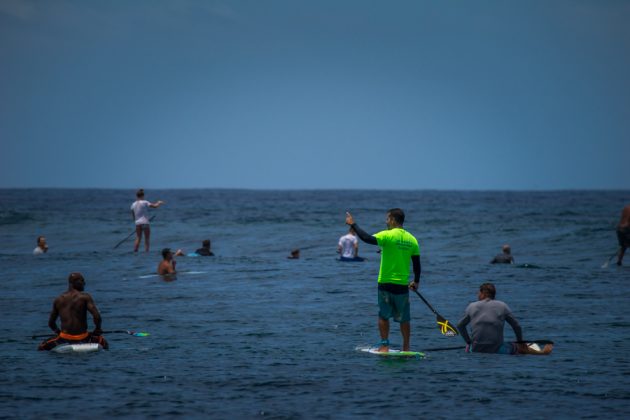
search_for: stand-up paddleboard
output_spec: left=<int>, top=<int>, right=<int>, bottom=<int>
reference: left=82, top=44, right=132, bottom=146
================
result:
left=51, top=343, right=103, bottom=354
left=357, top=346, right=425, bottom=358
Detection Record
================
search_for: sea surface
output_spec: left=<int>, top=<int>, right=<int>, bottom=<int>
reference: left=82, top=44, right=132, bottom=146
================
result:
left=0, top=189, right=629, bottom=419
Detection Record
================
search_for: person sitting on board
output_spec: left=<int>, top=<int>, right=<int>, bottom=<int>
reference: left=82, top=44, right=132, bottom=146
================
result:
left=346, top=209, right=421, bottom=353
left=38, top=272, right=109, bottom=351
left=157, top=248, right=183, bottom=275
left=287, top=249, right=300, bottom=259
left=33, top=235, right=48, bottom=255
left=337, top=227, right=365, bottom=262
left=490, top=244, right=514, bottom=264
left=616, top=203, right=630, bottom=266
left=194, top=239, right=215, bottom=256
left=456, top=283, right=526, bottom=355
left=131, top=188, right=164, bottom=253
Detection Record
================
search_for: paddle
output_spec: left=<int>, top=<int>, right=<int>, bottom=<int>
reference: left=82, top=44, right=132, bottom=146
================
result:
left=413, top=290, right=458, bottom=336
left=113, top=215, right=156, bottom=249
left=601, top=251, right=618, bottom=268
left=421, top=345, right=467, bottom=352
left=31, top=330, right=149, bottom=339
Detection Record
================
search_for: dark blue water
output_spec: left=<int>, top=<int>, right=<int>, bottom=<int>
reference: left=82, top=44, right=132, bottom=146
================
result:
left=1, top=189, right=629, bottom=418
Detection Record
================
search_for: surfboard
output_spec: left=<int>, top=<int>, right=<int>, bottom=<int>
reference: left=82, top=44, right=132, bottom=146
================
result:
left=51, top=343, right=103, bottom=354
left=519, top=340, right=553, bottom=355
left=357, top=346, right=425, bottom=358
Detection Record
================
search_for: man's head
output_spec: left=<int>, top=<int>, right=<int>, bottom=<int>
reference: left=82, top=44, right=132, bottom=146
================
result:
left=502, top=244, right=511, bottom=255
left=162, top=248, right=173, bottom=260
left=136, top=188, right=145, bottom=198
left=37, top=236, right=46, bottom=246
left=386, top=208, right=405, bottom=228
left=348, top=227, right=356, bottom=235
left=202, top=239, right=211, bottom=248
left=68, top=272, right=85, bottom=291
left=478, top=283, right=496, bottom=300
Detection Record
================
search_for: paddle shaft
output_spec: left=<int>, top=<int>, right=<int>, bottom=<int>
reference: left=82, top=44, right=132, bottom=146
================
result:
left=31, top=330, right=145, bottom=339
left=413, top=290, right=444, bottom=318
left=114, top=215, right=156, bottom=249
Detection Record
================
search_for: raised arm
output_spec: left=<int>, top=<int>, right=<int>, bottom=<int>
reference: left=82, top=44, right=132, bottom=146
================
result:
left=345, top=212, right=377, bottom=245
left=149, top=200, right=164, bottom=209
left=85, top=294, right=103, bottom=334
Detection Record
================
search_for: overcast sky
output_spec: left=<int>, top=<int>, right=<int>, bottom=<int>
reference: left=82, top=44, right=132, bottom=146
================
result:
left=1, top=0, right=628, bottom=190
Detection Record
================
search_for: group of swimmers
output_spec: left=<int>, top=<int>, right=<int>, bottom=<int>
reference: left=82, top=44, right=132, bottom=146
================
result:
left=35, top=191, right=630, bottom=353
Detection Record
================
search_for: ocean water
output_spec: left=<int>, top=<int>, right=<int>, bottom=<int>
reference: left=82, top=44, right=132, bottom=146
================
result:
left=0, top=189, right=629, bottom=418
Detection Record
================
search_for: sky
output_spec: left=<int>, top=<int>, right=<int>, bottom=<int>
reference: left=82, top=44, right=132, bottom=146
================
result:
left=0, top=0, right=628, bottom=190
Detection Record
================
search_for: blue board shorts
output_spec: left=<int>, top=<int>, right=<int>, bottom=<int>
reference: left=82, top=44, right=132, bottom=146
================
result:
left=378, top=289, right=410, bottom=323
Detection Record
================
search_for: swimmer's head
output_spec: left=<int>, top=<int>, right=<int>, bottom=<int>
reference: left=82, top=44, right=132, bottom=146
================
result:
left=68, top=272, right=85, bottom=291
left=479, top=282, right=496, bottom=300
left=136, top=189, right=145, bottom=198
left=502, top=244, right=511, bottom=254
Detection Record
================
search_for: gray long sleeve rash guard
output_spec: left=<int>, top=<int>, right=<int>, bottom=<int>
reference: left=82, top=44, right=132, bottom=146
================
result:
left=457, top=298, right=523, bottom=353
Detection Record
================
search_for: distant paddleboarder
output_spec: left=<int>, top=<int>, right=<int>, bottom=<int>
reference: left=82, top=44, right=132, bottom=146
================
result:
left=616, top=203, right=630, bottom=266
left=38, top=272, right=109, bottom=351
left=130, top=189, right=164, bottom=252
left=490, top=244, right=514, bottom=264
left=457, top=283, right=525, bottom=354
left=346, top=209, right=421, bottom=352
left=337, top=227, right=365, bottom=262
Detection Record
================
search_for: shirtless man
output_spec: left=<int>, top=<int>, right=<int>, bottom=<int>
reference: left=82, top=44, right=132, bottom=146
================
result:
left=158, top=248, right=178, bottom=275
left=616, top=204, right=630, bottom=266
left=38, top=272, right=109, bottom=350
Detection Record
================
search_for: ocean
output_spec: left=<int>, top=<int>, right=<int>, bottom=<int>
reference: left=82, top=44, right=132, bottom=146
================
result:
left=0, top=189, right=629, bottom=418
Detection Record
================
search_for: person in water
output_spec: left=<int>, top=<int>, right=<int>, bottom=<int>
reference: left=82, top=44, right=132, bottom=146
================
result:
left=457, top=283, right=525, bottom=354
left=158, top=248, right=182, bottom=275
left=33, top=236, right=48, bottom=255
left=38, top=272, right=109, bottom=350
left=346, top=209, right=421, bottom=352
left=195, top=239, right=215, bottom=256
left=288, top=249, right=300, bottom=259
left=130, top=188, right=164, bottom=252
left=490, top=244, right=514, bottom=264
left=616, top=203, right=630, bottom=266
left=337, top=227, right=365, bottom=262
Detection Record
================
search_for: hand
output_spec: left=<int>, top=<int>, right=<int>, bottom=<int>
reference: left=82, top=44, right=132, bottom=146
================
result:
left=408, top=281, right=419, bottom=291
left=175, top=249, right=184, bottom=256
left=345, top=212, right=354, bottom=225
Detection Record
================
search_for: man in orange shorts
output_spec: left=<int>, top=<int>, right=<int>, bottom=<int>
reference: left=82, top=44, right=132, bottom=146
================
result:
left=38, top=272, right=109, bottom=350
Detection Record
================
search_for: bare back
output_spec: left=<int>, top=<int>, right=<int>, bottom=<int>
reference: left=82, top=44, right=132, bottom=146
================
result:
left=53, top=290, right=97, bottom=334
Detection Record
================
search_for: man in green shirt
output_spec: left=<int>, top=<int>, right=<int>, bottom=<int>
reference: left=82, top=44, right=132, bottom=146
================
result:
left=346, top=209, right=421, bottom=352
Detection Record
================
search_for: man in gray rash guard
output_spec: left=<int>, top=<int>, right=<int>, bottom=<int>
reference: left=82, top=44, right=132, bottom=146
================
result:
left=457, top=283, right=524, bottom=354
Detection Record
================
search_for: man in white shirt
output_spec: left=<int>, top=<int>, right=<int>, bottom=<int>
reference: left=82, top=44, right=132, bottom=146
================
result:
left=338, top=227, right=364, bottom=262
left=33, top=236, right=48, bottom=255
left=130, top=189, right=164, bottom=252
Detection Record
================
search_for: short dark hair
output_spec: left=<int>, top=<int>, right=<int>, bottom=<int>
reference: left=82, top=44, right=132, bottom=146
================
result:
left=162, top=248, right=172, bottom=258
left=37, top=236, right=44, bottom=245
left=387, top=208, right=405, bottom=225
left=136, top=188, right=145, bottom=198
left=479, top=283, right=496, bottom=299
left=68, top=272, right=84, bottom=283
left=202, top=239, right=211, bottom=247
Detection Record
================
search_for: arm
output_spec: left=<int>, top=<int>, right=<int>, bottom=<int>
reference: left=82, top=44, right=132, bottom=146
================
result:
left=345, top=212, right=378, bottom=245
left=409, top=255, right=421, bottom=290
left=131, top=210, right=136, bottom=221
left=505, top=313, right=523, bottom=342
left=353, top=241, right=358, bottom=257
left=457, top=313, right=472, bottom=345
left=149, top=200, right=164, bottom=209
left=47, top=300, right=60, bottom=334
left=86, top=294, right=103, bottom=334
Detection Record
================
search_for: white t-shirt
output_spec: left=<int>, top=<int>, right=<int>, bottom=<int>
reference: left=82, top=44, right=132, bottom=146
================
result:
left=338, top=233, right=358, bottom=258
left=131, top=200, right=151, bottom=225
left=33, top=246, right=45, bottom=255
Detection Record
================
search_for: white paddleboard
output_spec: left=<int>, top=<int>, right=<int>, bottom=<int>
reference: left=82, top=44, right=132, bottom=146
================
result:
left=52, top=343, right=103, bottom=354
left=357, top=346, right=425, bottom=358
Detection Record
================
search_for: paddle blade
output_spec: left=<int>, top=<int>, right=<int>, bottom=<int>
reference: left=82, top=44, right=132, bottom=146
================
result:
left=437, top=317, right=458, bottom=336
